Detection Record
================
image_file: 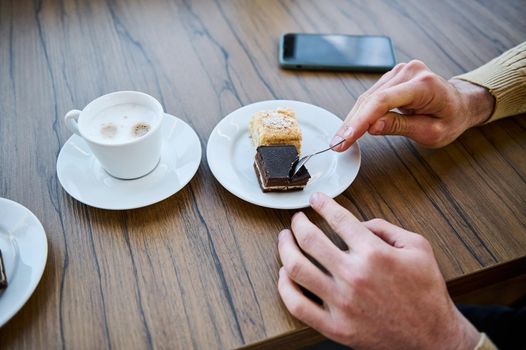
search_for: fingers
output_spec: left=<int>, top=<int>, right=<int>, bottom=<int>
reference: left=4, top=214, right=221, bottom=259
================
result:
left=332, top=60, right=436, bottom=152
left=368, top=111, right=447, bottom=148
left=330, top=64, right=406, bottom=150
left=363, top=218, right=431, bottom=251
left=291, top=212, right=346, bottom=272
left=365, top=62, right=407, bottom=92
left=277, top=267, right=330, bottom=329
left=332, top=80, right=419, bottom=151
left=278, top=229, right=334, bottom=300
left=309, top=192, right=383, bottom=249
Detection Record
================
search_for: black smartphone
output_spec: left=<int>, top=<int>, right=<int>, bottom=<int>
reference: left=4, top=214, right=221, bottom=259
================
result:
left=279, top=33, right=396, bottom=72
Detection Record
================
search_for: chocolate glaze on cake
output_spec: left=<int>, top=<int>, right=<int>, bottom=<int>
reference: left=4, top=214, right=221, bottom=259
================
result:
left=0, top=249, right=7, bottom=290
left=254, top=145, right=311, bottom=192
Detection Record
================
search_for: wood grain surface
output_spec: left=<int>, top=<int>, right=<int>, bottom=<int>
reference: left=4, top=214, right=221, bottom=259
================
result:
left=1, top=0, right=525, bottom=349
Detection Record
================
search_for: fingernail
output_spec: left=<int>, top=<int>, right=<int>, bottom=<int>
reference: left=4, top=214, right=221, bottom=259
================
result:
left=310, top=192, right=321, bottom=206
left=330, top=135, right=344, bottom=148
left=373, top=119, right=385, bottom=134
left=343, top=126, right=354, bottom=139
left=278, top=230, right=285, bottom=240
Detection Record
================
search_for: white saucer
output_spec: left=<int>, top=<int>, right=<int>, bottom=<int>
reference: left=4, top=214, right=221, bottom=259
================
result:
left=0, top=198, right=48, bottom=327
left=207, top=100, right=361, bottom=209
left=57, top=114, right=202, bottom=210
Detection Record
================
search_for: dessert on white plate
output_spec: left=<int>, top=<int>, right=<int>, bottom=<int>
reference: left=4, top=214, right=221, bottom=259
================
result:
left=206, top=99, right=361, bottom=209
left=249, top=107, right=311, bottom=192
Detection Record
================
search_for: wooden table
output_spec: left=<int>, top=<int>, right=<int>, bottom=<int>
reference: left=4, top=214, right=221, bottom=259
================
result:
left=1, top=0, right=525, bottom=349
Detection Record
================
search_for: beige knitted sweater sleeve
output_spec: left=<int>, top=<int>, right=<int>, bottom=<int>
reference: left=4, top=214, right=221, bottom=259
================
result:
left=454, top=41, right=526, bottom=123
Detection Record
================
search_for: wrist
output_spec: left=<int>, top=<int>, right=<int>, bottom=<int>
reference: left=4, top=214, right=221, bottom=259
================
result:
left=444, top=307, right=481, bottom=350
left=422, top=298, right=480, bottom=350
left=449, top=79, right=495, bottom=127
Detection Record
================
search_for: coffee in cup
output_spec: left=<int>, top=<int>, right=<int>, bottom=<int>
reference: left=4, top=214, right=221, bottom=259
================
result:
left=64, top=91, right=165, bottom=179
left=83, top=104, right=156, bottom=144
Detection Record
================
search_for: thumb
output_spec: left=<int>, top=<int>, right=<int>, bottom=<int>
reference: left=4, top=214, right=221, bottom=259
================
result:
left=369, top=112, right=439, bottom=144
left=363, top=219, right=423, bottom=249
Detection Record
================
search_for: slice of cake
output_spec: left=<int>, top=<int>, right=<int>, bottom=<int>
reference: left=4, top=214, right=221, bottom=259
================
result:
left=254, top=145, right=310, bottom=192
left=249, top=107, right=302, bottom=153
left=0, top=249, right=7, bottom=290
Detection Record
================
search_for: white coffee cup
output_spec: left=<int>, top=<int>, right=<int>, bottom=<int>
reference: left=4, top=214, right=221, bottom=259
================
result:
left=64, top=91, right=164, bottom=179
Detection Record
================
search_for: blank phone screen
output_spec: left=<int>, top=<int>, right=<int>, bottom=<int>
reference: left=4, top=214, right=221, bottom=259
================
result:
left=281, top=33, right=396, bottom=71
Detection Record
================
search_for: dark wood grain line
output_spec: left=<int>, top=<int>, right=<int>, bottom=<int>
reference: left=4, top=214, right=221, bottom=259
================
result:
left=178, top=0, right=244, bottom=106
left=404, top=139, right=500, bottom=263
left=466, top=0, right=526, bottom=43
left=444, top=0, right=506, bottom=53
left=339, top=0, right=381, bottom=34
left=47, top=179, right=69, bottom=350
left=60, top=59, right=75, bottom=105
left=58, top=234, right=69, bottom=350
left=55, top=0, right=76, bottom=105
left=341, top=192, right=368, bottom=221
left=213, top=0, right=279, bottom=100
left=122, top=223, right=154, bottom=350
left=277, top=209, right=295, bottom=235
left=85, top=210, right=112, bottom=349
left=1, top=177, right=6, bottom=195
left=34, top=0, right=58, bottom=135
left=337, top=77, right=360, bottom=101
left=295, top=1, right=332, bottom=32
left=386, top=139, right=488, bottom=266
left=386, top=1, right=466, bottom=71
left=457, top=138, right=526, bottom=215
left=346, top=172, right=403, bottom=225
left=106, top=0, right=167, bottom=108
left=33, top=1, right=70, bottom=347
left=276, top=0, right=307, bottom=32
left=466, top=130, right=526, bottom=193
left=8, top=3, right=16, bottom=109
left=44, top=178, right=69, bottom=350
left=187, top=184, right=245, bottom=344
left=223, top=208, right=266, bottom=314
left=164, top=234, right=200, bottom=350
left=488, top=145, right=526, bottom=183
left=478, top=128, right=526, bottom=184
left=343, top=0, right=414, bottom=64
left=353, top=71, right=378, bottom=93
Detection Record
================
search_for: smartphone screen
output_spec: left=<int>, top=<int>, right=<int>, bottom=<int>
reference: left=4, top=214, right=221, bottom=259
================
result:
left=279, top=33, right=396, bottom=72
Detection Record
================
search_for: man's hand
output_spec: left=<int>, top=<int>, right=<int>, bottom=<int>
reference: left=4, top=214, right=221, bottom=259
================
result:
left=331, top=60, right=495, bottom=150
left=277, top=192, right=480, bottom=349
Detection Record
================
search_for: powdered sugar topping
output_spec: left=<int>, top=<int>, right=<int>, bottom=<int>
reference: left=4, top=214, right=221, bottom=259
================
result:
left=262, top=112, right=293, bottom=129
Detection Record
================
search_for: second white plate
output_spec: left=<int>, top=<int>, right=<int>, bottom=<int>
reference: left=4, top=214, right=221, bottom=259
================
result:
left=0, top=198, right=48, bottom=327
left=207, top=100, right=361, bottom=209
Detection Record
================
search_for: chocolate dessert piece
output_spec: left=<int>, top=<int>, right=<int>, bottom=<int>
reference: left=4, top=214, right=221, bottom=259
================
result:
left=0, top=250, right=7, bottom=290
left=254, top=145, right=310, bottom=192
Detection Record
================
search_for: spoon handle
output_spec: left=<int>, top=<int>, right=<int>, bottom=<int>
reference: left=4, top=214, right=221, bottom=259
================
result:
left=312, top=138, right=346, bottom=156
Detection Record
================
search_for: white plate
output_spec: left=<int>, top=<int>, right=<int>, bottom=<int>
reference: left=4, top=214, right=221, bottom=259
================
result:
left=0, top=198, right=48, bottom=327
left=207, top=100, right=361, bottom=209
left=57, top=114, right=202, bottom=210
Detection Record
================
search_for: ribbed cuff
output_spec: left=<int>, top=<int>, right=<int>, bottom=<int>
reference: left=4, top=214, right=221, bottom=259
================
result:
left=474, top=333, right=497, bottom=350
left=454, top=42, right=526, bottom=123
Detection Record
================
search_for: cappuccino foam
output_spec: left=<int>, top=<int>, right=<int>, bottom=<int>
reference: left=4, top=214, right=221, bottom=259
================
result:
left=84, top=103, right=158, bottom=144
